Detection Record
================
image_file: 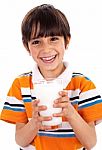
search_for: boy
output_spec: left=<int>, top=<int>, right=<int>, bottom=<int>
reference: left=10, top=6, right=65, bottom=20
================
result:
left=1, top=4, right=102, bottom=150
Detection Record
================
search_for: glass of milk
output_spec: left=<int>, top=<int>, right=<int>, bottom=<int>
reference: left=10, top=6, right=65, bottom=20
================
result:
left=33, top=78, right=63, bottom=126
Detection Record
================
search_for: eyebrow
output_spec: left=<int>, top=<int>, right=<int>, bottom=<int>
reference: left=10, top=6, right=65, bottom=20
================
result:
left=30, top=35, right=60, bottom=41
left=30, top=37, right=40, bottom=40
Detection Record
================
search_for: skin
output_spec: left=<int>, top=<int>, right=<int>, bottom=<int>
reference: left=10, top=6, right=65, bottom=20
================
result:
left=28, top=36, right=67, bottom=79
left=15, top=36, right=97, bottom=150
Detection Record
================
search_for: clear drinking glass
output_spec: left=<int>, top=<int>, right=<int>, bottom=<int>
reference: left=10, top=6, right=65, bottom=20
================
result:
left=33, top=78, right=63, bottom=126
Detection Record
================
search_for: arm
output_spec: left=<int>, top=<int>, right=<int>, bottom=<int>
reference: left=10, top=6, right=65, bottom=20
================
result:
left=15, top=99, right=52, bottom=147
left=53, top=91, right=97, bottom=150
left=67, top=112, right=96, bottom=150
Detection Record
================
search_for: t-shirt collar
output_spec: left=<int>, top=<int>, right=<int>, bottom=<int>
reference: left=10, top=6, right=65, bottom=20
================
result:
left=32, top=62, right=73, bottom=89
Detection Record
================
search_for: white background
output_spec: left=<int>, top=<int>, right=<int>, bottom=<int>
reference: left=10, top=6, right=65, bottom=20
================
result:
left=0, top=0, right=102, bottom=149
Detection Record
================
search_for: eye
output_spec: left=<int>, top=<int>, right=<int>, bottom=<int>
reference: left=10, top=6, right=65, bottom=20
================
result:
left=31, top=39, right=40, bottom=45
left=50, top=36, right=59, bottom=42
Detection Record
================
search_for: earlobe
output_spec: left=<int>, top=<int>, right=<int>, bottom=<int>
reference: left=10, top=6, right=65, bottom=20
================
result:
left=65, top=37, right=71, bottom=49
left=29, top=52, right=31, bottom=56
left=23, top=42, right=30, bottom=53
left=66, top=45, right=68, bottom=49
left=67, top=36, right=71, bottom=44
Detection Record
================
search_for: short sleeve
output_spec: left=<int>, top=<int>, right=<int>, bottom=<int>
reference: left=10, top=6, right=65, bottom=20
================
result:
left=1, top=78, right=28, bottom=124
left=78, top=77, right=102, bottom=125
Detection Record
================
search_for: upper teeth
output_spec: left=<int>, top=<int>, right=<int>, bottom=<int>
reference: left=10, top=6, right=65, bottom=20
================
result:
left=42, top=55, right=55, bottom=61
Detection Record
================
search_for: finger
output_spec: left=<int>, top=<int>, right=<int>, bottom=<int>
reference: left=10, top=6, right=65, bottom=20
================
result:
left=32, top=99, right=40, bottom=112
left=40, top=125, right=52, bottom=130
left=32, top=105, right=47, bottom=118
left=32, top=107, right=39, bottom=118
left=32, top=100, right=39, bottom=116
left=59, top=90, right=68, bottom=97
left=38, top=105, right=47, bottom=111
left=39, top=116, right=52, bottom=122
left=36, top=116, right=52, bottom=128
left=53, top=112, right=63, bottom=117
left=32, top=99, right=40, bottom=106
left=33, top=113, right=52, bottom=121
left=32, top=99, right=47, bottom=110
left=54, top=96, right=69, bottom=104
left=53, top=101, right=68, bottom=108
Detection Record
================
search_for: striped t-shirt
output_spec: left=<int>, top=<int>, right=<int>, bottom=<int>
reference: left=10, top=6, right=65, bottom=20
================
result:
left=1, top=63, right=102, bottom=150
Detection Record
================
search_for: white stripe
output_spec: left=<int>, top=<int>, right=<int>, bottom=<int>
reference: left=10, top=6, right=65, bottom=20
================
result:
left=79, top=89, right=98, bottom=101
left=95, top=119, right=102, bottom=125
left=61, top=121, right=72, bottom=129
left=21, top=144, right=36, bottom=150
left=39, top=122, right=72, bottom=133
left=31, top=89, right=36, bottom=97
left=28, top=118, right=32, bottom=121
left=38, top=130, right=74, bottom=135
left=23, top=97, right=31, bottom=100
left=5, top=105, right=25, bottom=110
left=68, top=89, right=80, bottom=98
left=6, top=96, right=24, bottom=104
left=21, top=87, right=31, bottom=95
left=79, top=98, right=101, bottom=107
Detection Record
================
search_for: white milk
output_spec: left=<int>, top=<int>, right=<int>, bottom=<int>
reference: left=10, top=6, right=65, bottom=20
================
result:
left=34, top=79, right=63, bottom=126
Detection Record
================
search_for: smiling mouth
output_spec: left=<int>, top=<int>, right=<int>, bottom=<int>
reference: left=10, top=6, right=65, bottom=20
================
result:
left=40, top=55, right=57, bottom=63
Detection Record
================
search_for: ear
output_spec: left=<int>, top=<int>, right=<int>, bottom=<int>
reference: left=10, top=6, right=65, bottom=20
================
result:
left=23, top=42, right=30, bottom=53
left=65, top=36, right=71, bottom=49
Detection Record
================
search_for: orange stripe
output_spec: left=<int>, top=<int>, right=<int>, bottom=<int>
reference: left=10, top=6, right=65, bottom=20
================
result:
left=79, top=103, right=102, bottom=123
left=1, top=109, right=28, bottom=124
left=34, top=136, right=82, bottom=150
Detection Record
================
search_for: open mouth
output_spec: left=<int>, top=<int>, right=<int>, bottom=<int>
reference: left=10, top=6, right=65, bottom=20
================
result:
left=40, top=55, right=57, bottom=63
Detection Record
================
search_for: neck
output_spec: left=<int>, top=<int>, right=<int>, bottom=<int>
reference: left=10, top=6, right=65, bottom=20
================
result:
left=38, top=63, right=66, bottom=80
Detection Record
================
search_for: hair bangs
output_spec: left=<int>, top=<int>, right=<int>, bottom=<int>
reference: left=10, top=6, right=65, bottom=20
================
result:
left=30, top=10, right=63, bottom=39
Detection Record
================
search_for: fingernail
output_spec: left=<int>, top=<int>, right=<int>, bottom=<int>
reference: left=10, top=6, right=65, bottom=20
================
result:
left=55, top=99, right=58, bottom=103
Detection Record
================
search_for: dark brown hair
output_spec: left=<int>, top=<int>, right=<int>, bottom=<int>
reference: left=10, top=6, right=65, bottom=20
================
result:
left=21, top=4, right=71, bottom=51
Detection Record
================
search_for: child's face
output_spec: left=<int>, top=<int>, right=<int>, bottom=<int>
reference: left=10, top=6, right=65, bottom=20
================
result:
left=28, top=36, right=68, bottom=77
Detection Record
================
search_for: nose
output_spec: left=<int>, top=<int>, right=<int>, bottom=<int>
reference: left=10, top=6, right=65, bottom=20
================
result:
left=41, top=39, right=52, bottom=53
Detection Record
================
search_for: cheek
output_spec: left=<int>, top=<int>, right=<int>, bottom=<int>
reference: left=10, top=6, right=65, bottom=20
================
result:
left=58, top=41, right=66, bottom=50
left=60, top=47, right=65, bottom=59
left=29, top=49, right=38, bottom=61
left=28, top=46, right=37, bottom=56
left=28, top=44, right=36, bottom=55
left=58, top=44, right=65, bottom=54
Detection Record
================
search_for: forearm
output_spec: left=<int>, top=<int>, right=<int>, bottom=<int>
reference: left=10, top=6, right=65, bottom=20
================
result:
left=15, top=119, right=39, bottom=147
left=68, top=110, right=97, bottom=150
left=15, top=100, right=52, bottom=148
left=54, top=91, right=97, bottom=149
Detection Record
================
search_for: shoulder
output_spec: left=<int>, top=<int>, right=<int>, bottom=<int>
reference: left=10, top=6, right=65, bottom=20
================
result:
left=19, top=71, right=32, bottom=78
left=11, top=71, right=33, bottom=88
left=72, top=72, right=92, bottom=84
left=17, top=71, right=33, bottom=81
left=68, top=72, right=96, bottom=92
left=72, top=72, right=91, bottom=80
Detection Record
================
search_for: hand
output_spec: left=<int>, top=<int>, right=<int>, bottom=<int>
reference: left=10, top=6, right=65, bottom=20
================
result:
left=53, top=90, right=76, bottom=119
left=31, top=99, right=52, bottom=130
